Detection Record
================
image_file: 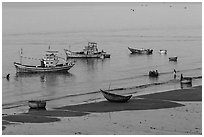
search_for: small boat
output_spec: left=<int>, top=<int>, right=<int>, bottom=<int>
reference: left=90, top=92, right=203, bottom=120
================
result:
left=149, top=70, right=159, bottom=77
left=128, top=47, right=153, bottom=54
left=180, top=77, right=192, bottom=84
left=14, top=48, right=75, bottom=73
left=100, top=89, right=132, bottom=102
left=169, top=56, right=178, bottom=61
left=64, top=42, right=110, bottom=59
left=28, top=100, right=46, bottom=109
left=159, top=50, right=167, bottom=54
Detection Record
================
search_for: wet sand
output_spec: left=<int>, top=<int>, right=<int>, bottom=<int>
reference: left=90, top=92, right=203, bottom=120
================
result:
left=2, top=86, right=202, bottom=135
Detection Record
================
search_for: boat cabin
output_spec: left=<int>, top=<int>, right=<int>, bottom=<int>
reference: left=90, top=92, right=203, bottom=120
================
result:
left=41, top=50, right=59, bottom=67
left=83, top=42, right=99, bottom=55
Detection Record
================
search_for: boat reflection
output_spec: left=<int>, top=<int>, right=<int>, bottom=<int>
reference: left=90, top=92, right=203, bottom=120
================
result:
left=67, top=58, right=110, bottom=72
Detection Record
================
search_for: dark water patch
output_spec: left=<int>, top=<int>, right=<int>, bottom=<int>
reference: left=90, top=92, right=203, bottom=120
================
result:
left=3, top=114, right=60, bottom=123
left=56, top=98, right=184, bottom=113
left=137, top=86, right=202, bottom=101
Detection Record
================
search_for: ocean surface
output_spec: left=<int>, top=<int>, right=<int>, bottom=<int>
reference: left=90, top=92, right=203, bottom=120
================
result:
left=2, top=2, right=202, bottom=113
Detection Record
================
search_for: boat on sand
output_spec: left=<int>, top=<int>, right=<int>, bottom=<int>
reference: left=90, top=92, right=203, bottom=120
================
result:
left=100, top=89, right=132, bottom=103
left=28, top=100, right=46, bottom=109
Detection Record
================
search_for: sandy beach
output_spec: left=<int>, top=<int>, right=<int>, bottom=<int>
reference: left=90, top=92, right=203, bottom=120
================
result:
left=2, top=85, right=202, bottom=135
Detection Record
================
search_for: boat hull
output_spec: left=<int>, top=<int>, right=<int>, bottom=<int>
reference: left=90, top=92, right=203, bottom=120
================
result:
left=64, top=49, right=110, bottom=59
left=14, top=62, right=74, bottom=73
left=100, top=89, right=132, bottom=102
left=128, top=47, right=153, bottom=54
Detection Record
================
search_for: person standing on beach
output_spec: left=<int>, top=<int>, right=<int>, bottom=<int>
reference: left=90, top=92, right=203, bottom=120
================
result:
left=180, top=73, right=183, bottom=81
left=173, top=69, right=176, bottom=79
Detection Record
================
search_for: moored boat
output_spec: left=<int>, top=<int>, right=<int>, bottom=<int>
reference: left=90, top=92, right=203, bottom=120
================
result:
left=128, top=47, right=153, bottom=54
left=100, top=89, right=132, bottom=102
left=64, top=42, right=110, bottom=59
left=14, top=48, right=75, bottom=73
left=169, top=56, right=178, bottom=61
left=159, top=50, right=167, bottom=54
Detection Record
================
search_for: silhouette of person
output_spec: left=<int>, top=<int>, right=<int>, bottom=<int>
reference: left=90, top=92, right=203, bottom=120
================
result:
left=6, top=74, right=10, bottom=80
left=173, top=69, right=176, bottom=79
left=180, top=73, right=183, bottom=81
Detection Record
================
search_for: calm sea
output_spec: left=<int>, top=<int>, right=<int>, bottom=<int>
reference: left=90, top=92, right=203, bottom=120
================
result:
left=2, top=2, right=202, bottom=112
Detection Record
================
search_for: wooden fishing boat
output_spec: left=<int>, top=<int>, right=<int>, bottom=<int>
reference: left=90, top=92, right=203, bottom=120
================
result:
left=14, top=49, right=75, bottom=73
left=100, top=89, right=132, bottom=102
left=169, top=56, right=178, bottom=61
left=28, top=100, right=46, bottom=109
left=159, top=50, right=167, bottom=54
left=64, top=42, right=110, bottom=59
left=128, top=47, right=153, bottom=54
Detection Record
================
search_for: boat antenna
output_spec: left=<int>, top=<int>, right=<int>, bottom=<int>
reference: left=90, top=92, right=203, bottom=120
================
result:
left=108, top=82, right=111, bottom=90
left=19, top=48, right=23, bottom=64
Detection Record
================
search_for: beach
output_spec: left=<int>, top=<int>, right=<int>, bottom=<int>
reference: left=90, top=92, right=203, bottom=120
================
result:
left=2, top=2, right=202, bottom=135
left=2, top=85, right=202, bottom=135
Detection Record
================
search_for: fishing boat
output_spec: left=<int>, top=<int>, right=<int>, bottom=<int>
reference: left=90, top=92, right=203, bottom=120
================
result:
left=28, top=100, right=46, bottom=109
left=14, top=48, right=75, bottom=73
left=100, top=89, right=132, bottom=102
left=169, top=56, right=178, bottom=61
left=159, top=50, right=167, bottom=54
left=64, top=42, right=111, bottom=59
left=128, top=47, right=153, bottom=54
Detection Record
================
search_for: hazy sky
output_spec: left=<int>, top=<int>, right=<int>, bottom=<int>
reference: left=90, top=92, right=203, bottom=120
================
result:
left=3, top=2, right=201, bottom=34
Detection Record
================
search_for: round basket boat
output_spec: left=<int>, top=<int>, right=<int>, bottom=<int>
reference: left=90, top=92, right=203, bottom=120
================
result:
left=28, top=100, right=46, bottom=109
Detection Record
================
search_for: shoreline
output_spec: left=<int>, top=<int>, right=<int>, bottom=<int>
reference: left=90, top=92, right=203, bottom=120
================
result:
left=2, top=85, right=202, bottom=135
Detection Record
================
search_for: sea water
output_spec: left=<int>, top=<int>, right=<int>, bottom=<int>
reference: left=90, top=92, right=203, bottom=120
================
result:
left=2, top=2, right=202, bottom=111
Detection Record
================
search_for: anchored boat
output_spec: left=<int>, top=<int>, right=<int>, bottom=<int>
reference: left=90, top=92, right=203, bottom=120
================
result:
left=100, top=89, right=132, bottom=103
left=64, top=42, right=110, bottom=59
left=14, top=48, right=75, bottom=73
left=169, top=56, right=178, bottom=61
left=128, top=47, right=153, bottom=54
left=159, top=50, right=167, bottom=54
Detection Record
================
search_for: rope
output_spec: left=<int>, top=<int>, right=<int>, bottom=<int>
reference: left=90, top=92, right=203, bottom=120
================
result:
left=21, top=56, right=41, bottom=61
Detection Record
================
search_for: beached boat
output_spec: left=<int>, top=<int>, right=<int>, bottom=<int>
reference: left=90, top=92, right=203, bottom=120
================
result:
left=169, top=56, right=178, bottom=61
left=149, top=70, right=159, bottom=77
left=64, top=42, right=111, bottom=59
left=14, top=49, right=75, bottom=73
left=128, top=47, right=153, bottom=54
left=159, top=50, right=167, bottom=54
left=100, top=89, right=132, bottom=102
left=28, top=100, right=46, bottom=109
left=180, top=77, right=192, bottom=84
